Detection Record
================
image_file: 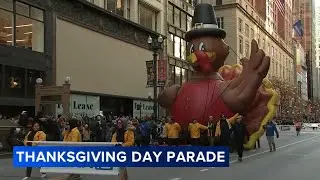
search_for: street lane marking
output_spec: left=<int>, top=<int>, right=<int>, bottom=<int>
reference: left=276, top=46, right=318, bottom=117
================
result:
left=229, top=135, right=320, bottom=163
left=169, top=178, right=181, bottom=180
left=200, top=169, right=209, bottom=172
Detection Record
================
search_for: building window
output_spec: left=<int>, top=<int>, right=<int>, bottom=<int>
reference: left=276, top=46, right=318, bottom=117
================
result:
left=187, top=15, right=192, bottom=31
left=182, top=68, right=187, bottom=83
left=87, top=0, right=127, bottom=17
left=175, top=66, right=181, bottom=85
left=267, top=43, right=270, bottom=54
left=245, top=41, right=250, bottom=58
left=139, top=3, right=157, bottom=31
left=174, top=36, right=181, bottom=59
left=168, top=65, right=175, bottom=83
left=168, top=63, right=193, bottom=86
left=239, top=36, right=243, bottom=54
left=168, top=34, right=174, bottom=56
left=217, top=17, right=224, bottom=29
left=216, top=0, right=222, bottom=5
left=272, top=46, right=274, bottom=56
left=238, top=18, right=243, bottom=32
left=172, top=35, right=187, bottom=60
left=245, top=23, right=249, bottom=37
left=4, top=65, right=25, bottom=97
left=170, top=3, right=192, bottom=32
left=126, top=0, right=130, bottom=19
left=173, top=6, right=180, bottom=28
left=106, top=0, right=124, bottom=16
left=0, top=0, right=44, bottom=52
left=262, top=39, right=265, bottom=49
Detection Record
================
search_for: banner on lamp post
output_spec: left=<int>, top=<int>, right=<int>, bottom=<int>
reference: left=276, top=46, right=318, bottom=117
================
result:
left=146, top=61, right=155, bottom=87
left=158, top=55, right=167, bottom=87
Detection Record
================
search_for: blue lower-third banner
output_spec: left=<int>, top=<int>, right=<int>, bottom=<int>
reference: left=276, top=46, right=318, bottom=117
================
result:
left=13, top=146, right=229, bottom=167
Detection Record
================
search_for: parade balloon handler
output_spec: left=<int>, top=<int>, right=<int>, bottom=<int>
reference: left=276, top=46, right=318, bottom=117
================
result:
left=112, top=119, right=135, bottom=180
left=158, top=3, right=279, bottom=149
left=63, top=118, right=82, bottom=179
left=22, top=121, right=47, bottom=180
left=165, top=117, right=181, bottom=146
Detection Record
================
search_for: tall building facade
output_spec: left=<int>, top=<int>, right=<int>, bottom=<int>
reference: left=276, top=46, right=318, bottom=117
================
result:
left=203, top=0, right=295, bottom=84
left=293, top=0, right=316, bottom=100
left=294, top=40, right=308, bottom=101
left=315, top=7, right=320, bottom=68
left=166, top=0, right=199, bottom=86
left=0, top=0, right=165, bottom=117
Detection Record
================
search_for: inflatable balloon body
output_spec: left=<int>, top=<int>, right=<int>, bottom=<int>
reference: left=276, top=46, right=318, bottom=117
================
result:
left=158, top=3, right=278, bottom=149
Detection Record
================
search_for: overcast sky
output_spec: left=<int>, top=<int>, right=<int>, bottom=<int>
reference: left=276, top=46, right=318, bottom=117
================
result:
left=316, top=0, right=320, bottom=7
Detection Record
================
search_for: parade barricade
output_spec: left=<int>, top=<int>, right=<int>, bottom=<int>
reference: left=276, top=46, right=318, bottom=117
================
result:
left=29, top=141, right=120, bottom=176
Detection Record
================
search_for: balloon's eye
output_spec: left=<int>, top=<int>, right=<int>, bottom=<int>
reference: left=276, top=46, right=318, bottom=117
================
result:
left=189, top=44, right=195, bottom=54
left=199, top=42, right=205, bottom=51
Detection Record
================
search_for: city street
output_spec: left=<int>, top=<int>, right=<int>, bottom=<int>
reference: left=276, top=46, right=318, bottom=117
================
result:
left=1, top=129, right=320, bottom=180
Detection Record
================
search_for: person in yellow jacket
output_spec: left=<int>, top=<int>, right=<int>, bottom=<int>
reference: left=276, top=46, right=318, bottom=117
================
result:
left=22, top=121, right=46, bottom=180
left=188, top=118, right=208, bottom=146
left=63, top=119, right=81, bottom=142
left=112, top=120, right=135, bottom=180
left=63, top=119, right=81, bottom=180
left=165, top=117, right=181, bottom=146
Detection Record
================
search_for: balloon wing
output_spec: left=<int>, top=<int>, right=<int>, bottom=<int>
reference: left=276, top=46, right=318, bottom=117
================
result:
left=219, top=64, right=279, bottom=149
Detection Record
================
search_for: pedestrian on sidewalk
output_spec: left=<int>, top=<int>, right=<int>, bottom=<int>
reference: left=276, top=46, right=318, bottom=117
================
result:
left=263, top=121, right=279, bottom=152
left=22, top=121, right=47, bottom=180
left=231, top=116, right=248, bottom=162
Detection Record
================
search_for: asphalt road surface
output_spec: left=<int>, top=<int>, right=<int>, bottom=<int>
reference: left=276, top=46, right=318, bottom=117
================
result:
left=1, top=128, right=320, bottom=180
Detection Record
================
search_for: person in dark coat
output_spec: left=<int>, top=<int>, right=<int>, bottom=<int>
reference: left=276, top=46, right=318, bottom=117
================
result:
left=231, top=116, right=249, bottom=162
left=215, top=114, right=231, bottom=146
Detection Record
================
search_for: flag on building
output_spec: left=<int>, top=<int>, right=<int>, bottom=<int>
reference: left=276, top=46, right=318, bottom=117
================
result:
left=275, top=0, right=285, bottom=17
left=293, top=20, right=304, bottom=37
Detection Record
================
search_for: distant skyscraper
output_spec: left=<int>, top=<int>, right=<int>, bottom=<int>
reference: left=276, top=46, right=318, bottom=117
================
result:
left=293, top=0, right=317, bottom=100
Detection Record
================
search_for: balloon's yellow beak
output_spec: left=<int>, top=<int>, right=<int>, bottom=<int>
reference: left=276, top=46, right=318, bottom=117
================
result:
left=187, top=52, right=216, bottom=64
left=187, top=53, right=197, bottom=63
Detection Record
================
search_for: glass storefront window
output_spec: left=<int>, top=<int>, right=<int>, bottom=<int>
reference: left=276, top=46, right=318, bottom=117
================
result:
left=0, top=9, right=13, bottom=46
left=175, top=66, right=181, bottom=85
left=174, top=36, right=181, bottom=59
left=0, top=1, right=44, bottom=52
left=15, top=14, right=44, bottom=52
left=4, top=66, right=25, bottom=97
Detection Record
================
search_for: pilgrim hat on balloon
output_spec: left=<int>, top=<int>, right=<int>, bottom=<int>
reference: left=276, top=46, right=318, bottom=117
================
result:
left=185, top=3, right=226, bottom=41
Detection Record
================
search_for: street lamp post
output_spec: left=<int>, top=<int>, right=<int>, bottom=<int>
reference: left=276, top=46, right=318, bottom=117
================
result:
left=147, top=35, right=163, bottom=120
